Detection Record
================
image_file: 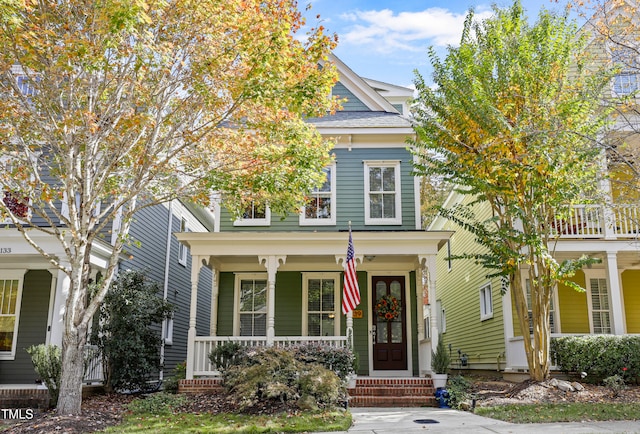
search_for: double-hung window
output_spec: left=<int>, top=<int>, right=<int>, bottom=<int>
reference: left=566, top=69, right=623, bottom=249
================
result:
left=479, top=283, right=493, bottom=320
left=300, top=165, right=336, bottom=226
left=0, top=271, right=24, bottom=360
left=234, top=201, right=270, bottom=226
left=235, top=275, right=267, bottom=336
left=303, top=273, right=339, bottom=336
left=611, top=46, right=639, bottom=96
left=364, top=161, right=402, bottom=225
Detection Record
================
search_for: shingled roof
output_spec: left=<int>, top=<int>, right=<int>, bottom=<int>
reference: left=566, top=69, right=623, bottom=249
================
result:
left=306, top=111, right=412, bottom=129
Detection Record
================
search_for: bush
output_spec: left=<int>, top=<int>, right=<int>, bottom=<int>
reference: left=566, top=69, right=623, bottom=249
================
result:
left=163, top=361, right=186, bottom=394
left=209, top=342, right=244, bottom=372
left=91, top=269, right=174, bottom=393
left=432, top=335, right=451, bottom=374
left=26, top=344, right=61, bottom=406
left=126, top=392, right=187, bottom=415
left=222, top=347, right=345, bottom=410
left=446, top=375, right=472, bottom=410
left=551, top=335, right=640, bottom=383
left=603, top=374, right=626, bottom=397
left=290, top=344, right=356, bottom=381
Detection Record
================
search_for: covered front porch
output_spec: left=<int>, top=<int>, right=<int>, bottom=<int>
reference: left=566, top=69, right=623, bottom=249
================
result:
left=175, top=231, right=452, bottom=381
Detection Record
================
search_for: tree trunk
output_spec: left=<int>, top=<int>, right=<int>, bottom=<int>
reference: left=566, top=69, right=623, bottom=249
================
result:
left=56, top=323, right=87, bottom=414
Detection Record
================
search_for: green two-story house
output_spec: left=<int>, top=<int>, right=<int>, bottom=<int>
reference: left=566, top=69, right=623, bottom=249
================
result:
left=176, top=55, right=452, bottom=383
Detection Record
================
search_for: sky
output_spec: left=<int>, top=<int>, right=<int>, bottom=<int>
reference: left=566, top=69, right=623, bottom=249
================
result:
left=302, top=0, right=574, bottom=88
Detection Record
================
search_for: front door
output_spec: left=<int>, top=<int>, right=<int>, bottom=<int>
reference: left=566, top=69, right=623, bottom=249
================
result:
left=372, top=276, right=407, bottom=370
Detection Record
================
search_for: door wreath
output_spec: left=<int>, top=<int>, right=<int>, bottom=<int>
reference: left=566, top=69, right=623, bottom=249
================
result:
left=375, top=294, right=402, bottom=320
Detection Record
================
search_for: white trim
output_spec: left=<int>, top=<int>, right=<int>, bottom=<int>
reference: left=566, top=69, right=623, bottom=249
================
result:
left=0, top=269, right=26, bottom=360
left=178, top=216, right=189, bottom=266
left=584, top=269, right=613, bottom=334
left=301, top=272, right=341, bottom=336
left=300, top=164, right=337, bottom=226
left=364, top=160, right=402, bottom=225
left=233, top=273, right=268, bottom=336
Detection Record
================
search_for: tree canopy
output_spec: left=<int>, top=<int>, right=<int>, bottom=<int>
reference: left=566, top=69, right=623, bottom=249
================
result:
left=412, top=0, right=611, bottom=381
left=0, top=0, right=339, bottom=414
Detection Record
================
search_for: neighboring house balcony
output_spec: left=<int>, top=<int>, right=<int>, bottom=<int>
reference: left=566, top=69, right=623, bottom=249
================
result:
left=552, top=204, right=639, bottom=239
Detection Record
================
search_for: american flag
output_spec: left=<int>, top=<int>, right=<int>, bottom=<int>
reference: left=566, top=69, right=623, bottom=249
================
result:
left=342, top=228, right=360, bottom=315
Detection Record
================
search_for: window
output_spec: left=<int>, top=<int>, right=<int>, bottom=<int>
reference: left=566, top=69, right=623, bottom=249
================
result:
left=178, top=217, right=188, bottom=266
left=589, top=278, right=611, bottom=334
left=0, top=272, right=24, bottom=360
left=479, top=283, right=493, bottom=320
left=235, top=275, right=267, bottom=336
left=436, top=300, right=446, bottom=334
left=612, top=47, right=639, bottom=96
left=300, top=165, right=336, bottom=226
left=163, top=314, right=174, bottom=346
left=234, top=201, right=270, bottom=226
left=303, top=273, right=339, bottom=336
left=364, top=161, right=402, bottom=225
left=526, top=279, right=555, bottom=334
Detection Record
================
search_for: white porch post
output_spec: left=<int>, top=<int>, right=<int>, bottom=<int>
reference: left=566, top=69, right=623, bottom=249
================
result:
left=210, top=267, right=219, bottom=336
left=48, top=265, right=70, bottom=348
left=605, top=251, right=625, bottom=334
left=425, top=255, right=438, bottom=374
left=186, top=255, right=205, bottom=380
left=416, top=256, right=429, bottom=375
left=259, top=255, right=286, bottom=346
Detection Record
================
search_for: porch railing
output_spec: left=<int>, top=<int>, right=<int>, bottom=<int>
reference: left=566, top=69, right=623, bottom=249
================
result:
left=83, top=344, right=104, bottom=384
left=551, top=204, right=639, bottom=239
left=192, top=336, right=348, bottom=377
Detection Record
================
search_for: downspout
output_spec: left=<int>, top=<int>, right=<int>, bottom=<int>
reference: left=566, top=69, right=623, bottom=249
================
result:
left=160, top=200, right=174, bottom=381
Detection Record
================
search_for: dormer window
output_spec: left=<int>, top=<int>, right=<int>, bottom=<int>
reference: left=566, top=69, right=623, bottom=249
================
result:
left=611, top=46, right=639, bottom=96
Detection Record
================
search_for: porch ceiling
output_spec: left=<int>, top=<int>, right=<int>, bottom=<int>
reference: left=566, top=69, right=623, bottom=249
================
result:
left=554, top=249, right=640, bottom=270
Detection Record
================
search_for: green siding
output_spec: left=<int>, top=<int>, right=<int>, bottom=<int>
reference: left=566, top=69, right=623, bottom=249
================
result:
left=434, top=197, right=506, bottom=368
left=343, top=271, right=369, bottom=375
left=623, top=270, right=640, bottom=333
left=333, top=82, right=370, bottom=111
left=216, top=272, right=236, bottom=336
left=557, top=272, right=589, bottom=334
left=0, top=270, right=51, bottom=383
left=219, top=147, right=417, bottom=232
left=274, top=272, right=303, bottom=336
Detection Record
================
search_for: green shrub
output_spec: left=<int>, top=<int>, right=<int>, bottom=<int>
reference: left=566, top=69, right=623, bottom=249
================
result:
left=222, top=347, right=345, bottom=410
left=291, top=344, right=356, bottom=381
left=603, top=375, right=626, bottom=397
left=126, top=392, right=187, bottom=415
left=163, top=361, right=186, bottom=394
left=26, top=344, right=61, bottom=406
left=91, top=269, right=174, bottom=393
left=551, top=335, right=640, bottom=382
left=447, top=375, right=472, bottom=410
left=209, top=342, right=244, bottom=372
left=432, top=335, right=451, bottom=374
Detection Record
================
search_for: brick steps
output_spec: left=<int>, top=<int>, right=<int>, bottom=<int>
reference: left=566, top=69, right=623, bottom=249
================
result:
left=347, top=377, right=437, bottom=407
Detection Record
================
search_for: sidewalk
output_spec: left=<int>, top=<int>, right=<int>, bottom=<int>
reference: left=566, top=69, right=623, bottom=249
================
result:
left=322, top=407, right=640, bottom=434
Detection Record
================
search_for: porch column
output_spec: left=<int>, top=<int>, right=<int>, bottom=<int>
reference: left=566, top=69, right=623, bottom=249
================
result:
left=425, top=255, right=439, bottom=374
left=417, top=256, right=430, bottom=376
left=259, top=255, right=286, bottom=346
left=186, top=255, right=206, bottom=380
left=604, top=252, right=625, bottom=334
left=210, top=267, right=219, bottom=336
left=48, top=265, right=70, bottom=348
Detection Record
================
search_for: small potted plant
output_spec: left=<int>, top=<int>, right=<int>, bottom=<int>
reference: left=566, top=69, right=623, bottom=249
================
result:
left=431, top=335, right=451, bottom=389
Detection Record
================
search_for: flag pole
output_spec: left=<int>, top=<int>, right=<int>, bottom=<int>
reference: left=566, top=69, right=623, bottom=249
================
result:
left=345, top=221, right=354, bottom=348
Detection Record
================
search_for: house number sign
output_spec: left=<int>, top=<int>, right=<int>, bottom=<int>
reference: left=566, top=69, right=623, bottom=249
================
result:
left=0, top=247, right=11, bottom=254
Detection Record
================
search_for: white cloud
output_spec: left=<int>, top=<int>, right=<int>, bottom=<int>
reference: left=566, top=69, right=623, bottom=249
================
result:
left=338, top=7, right=493, bottom=53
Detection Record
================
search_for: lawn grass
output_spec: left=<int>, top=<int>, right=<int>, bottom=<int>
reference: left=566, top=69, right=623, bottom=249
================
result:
left=105, top=410, right=352, bottom=433
left=475, top=402, right=640, bottom=423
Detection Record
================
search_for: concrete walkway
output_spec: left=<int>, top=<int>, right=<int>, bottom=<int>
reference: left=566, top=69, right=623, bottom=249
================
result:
left=320, top=407, right=640, bottom=434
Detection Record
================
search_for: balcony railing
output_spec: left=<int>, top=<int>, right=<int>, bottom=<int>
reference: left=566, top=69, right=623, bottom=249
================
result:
left=192, top=336, right=349, bottom=377
left=551, top=204, right=639, bottom=239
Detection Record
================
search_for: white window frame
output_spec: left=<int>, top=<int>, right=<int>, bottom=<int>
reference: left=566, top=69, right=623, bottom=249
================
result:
left=585, top=270, right=612, bottom=334
left=479, top=282, right=493, bottom=321
left=233, top=273, right=268, bottom=336
left=233, top=202, right=271, bottom=227
left=302, top=272, right=340, bottom=336
left=300, top=164, right=337, bottom=226
left=436, top=300, right=446, bottom=334
left=178, top=217, right=188, bottom=266
left=610, top=45, right=640, bottom=97
left=364, top=160, right=402, bottom=225
left=0, top=270, right=25, bottom=360
left=163, top=314, right=174, bottom=346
